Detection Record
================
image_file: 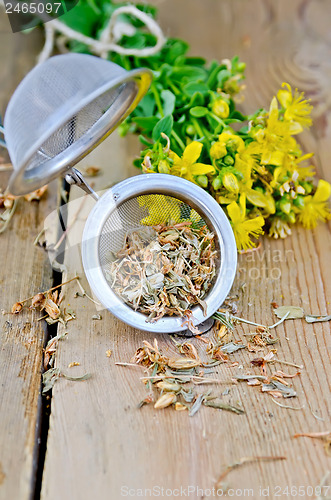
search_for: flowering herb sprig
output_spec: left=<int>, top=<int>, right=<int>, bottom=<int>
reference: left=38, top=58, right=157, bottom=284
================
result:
left=131, top=79, right=331, bottom=250
left=60, top=0, right=330, bottom=250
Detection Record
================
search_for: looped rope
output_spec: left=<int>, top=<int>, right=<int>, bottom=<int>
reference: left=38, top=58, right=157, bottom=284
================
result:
left=37, top=4, right=166, bottom=64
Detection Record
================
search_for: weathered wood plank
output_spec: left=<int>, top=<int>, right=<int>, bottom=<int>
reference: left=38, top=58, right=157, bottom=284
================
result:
left=41, top=1, right=331, bottom=499
left=0, top=13, right=54, bottom=500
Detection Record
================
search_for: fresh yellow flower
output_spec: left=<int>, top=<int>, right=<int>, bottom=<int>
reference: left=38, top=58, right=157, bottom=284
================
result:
left=212, top=98, right=230, bottom=118
left=246, top=97, right=298, bottom=165
left=277, top=82, right=312, bottom=130
left=169, top=141, right=215, bottom=184
left=246, top=189, right=276, bottom=213
left=297, top=165, right=315, bottom=180
left=227, top=194, right=265, bottom=250
left=138, top=194, right=181, bottom=225
left=298, top=179, right=331, bottom=229
left=158, top=159, right=170, bottom=174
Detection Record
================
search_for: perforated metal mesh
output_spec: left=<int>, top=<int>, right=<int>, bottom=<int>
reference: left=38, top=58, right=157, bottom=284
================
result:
left=25, top=82, right=135, bottom=172
left=4, top=54, right=137, bottom=171
left=99, top=193, right=219, bottom=281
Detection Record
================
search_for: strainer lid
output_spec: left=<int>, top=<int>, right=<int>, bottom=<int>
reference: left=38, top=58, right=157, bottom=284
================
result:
left=5, top=53, right=152, bottom=195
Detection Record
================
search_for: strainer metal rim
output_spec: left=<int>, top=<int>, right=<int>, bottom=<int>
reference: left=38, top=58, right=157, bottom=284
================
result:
left=7, top=62, right=152, bottom=196
left=81, top=174, right=237, bottom=333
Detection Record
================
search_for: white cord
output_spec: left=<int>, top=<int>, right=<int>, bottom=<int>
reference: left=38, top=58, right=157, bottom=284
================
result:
left=37, top=4, right=166, bottom=65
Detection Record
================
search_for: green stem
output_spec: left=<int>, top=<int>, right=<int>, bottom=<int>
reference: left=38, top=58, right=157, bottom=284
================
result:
left=166, top=78, right=181, bottom=96
left=192, top=118, right=205, bottom=140
left=209, top=112, right=225, bottom=125
left=151, top=83, right=164, bottom=117
left=171, top=129, right=186, bottom=151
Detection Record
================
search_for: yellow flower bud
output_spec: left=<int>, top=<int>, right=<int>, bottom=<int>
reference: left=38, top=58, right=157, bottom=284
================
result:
left=210, top=141, right=227, bottom=160
left=212, top=98, right=230, bottom=118
left=223, top=173, right=239, bottom=193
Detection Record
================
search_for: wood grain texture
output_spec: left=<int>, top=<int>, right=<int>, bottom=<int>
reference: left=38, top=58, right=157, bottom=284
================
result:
left=41, top=1, right=330, bottom=499
left=0, top=12, right=54, bottom=500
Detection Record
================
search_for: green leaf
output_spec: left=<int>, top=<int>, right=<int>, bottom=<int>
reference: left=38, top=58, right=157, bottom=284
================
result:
left=161, top=90, right=176, bottom=116
left=183, top=82, right=209, bottom=97
left=190, top=106, right=208, bottom=117
left=164, top=39, right=189, bottom=64
left=139, top=135, right=153, bottom=147
left=136, top=93, right=155, bottom=117
left=207, top=62, right=225, bottom=88
left=152, top=115, right=174, bottom=141
left=133, top=116, right=159, bottom=132
left=61, top=3, right=99, bottom=36
left=188, top=92, right=205, bottom=107
left=217, top=69, right=231, bottom=86
left=230, top=110, right=247, bottom=121
left=171, top=66, right=207, bottom=83
left=185, top=57, right=206, bottom=66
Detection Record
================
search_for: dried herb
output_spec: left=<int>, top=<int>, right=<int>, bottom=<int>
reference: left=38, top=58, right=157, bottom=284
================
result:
left=294, top=431, right=331, bottom=457
left=9, top=276, right=79, bottom=322
left=216, top=456, right=286, bottom=485
left=305, top=314, right=331, bottom=324
left=154, top=392, right=176, bottom=409
left=92, top=314, right=102, bottom=320
left=0, top=185, right=47, bottom=233
left=274, top=305, right=305, bottom=319
left=189, top=391, right=211, bottom=417
left=204, top=398, right=245, bottom=415
left=219, top=342, right=246, bottom=354
left=262, top=380, right=296, bottom=398
left=42, top=367, right=91, bottom=394
left=44, top=332, right=67, bottom=370
left=106, top=222, right=217, bottom=330
left=271, top=398, right=303, bottom=411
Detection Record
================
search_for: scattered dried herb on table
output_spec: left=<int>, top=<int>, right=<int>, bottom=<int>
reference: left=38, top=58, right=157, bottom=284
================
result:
left=106, top=221, right=217, bottom=329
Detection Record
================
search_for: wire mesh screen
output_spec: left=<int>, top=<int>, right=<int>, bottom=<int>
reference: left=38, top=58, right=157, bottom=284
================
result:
left=98, top=193, right=220, bottom=285
left=4, top=53, right=137, bottom=170
left=25, top=81, right=136, bottom=171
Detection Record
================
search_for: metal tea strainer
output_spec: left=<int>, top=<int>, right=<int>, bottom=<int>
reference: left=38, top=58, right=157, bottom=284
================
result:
left=3, top=53, right=237, bottom=334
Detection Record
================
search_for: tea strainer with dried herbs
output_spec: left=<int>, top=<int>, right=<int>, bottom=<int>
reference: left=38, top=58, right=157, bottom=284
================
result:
left=3, top=53, right=237, bottom=334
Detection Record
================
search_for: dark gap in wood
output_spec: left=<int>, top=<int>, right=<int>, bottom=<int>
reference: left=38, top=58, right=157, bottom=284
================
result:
left=32, top=312, right=59, bottom=500
left=33, top=179, right=71, bottom=500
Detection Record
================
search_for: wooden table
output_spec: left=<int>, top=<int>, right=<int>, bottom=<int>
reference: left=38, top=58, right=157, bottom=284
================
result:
left=0, top=1, right=330, bottom=499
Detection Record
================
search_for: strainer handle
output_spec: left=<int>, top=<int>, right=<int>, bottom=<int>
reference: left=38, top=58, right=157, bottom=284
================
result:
left=65, top=167, right=100, bottom=201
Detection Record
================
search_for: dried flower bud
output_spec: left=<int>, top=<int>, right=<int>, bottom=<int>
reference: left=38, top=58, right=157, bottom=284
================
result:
left=154, top=392, right=176, bottom=409
left=4, top=197, right=14, bottom=209
left=84, top=166, right=100, bottom=177
left=12, top=302, right=23, bottom=314
left=167, top=358, right=200, bottom=370
left=44, top=298, right=60, bottom=320
left=31, top=293, right=46, bottom=308
left=175, top=402, right=187, bottom=411
left=250, top=357, right=265, bottom=367
left=156, top=381, right=181, bottom=392
left=24, top=185, right=48, bottom=202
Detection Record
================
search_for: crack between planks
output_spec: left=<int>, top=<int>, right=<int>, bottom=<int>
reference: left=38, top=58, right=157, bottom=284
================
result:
left=32, top=180, right=71, bottom=500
